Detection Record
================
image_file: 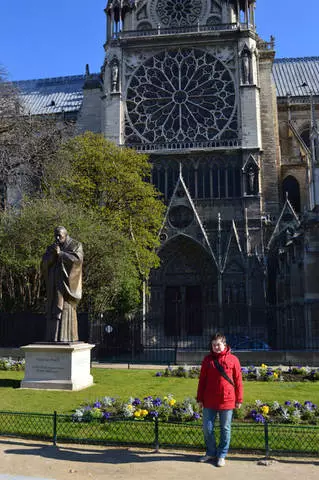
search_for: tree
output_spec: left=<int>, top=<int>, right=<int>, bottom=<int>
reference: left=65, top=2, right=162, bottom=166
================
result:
left=0, top=133, right=165, bottom=314
left=0, top=197, right=141, bottom=313
left=0, top=65, right=73, bottom=210
left=46, top=132, right=165, bottom=280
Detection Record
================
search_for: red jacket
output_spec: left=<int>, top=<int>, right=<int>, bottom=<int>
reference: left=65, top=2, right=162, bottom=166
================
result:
left=196, top=347, right=243, bottom=410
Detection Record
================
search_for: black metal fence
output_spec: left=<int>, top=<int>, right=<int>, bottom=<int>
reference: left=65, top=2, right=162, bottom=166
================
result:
left=89, top=304, right=319, bottom=363
left=0, top=312, right=89, bottom=348
left=1, top=304, right=318, bottom=364
left=0, top=411, right=318, bottom=456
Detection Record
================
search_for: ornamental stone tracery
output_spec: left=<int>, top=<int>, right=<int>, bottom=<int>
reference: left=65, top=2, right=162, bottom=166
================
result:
left=156, top=0, right=203, bottom=27
left=150, top=0, right=210, bottom=28
left=125, top=48, right=238, bottom=145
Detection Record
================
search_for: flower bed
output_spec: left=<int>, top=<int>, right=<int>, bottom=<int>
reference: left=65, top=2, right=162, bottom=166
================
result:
left=241, top=399, right=319, bottom=425
left=0, top=357, right=25, bottom=371
left=73, top=395, right=319, bottom=426
left=241, top=365, right=319, bottom=382
left=155, top=364, right=319, bottom=382
left=73, top=395, right=201, bottom=423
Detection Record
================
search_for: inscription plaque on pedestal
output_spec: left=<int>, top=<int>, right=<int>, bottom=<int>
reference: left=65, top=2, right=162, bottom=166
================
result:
left=20, top=343, right=95, bottom=391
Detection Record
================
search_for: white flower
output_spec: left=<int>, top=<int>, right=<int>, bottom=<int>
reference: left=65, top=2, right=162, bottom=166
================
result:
left=122, top=404, right=135, bottom=418
left=281, top=408, right=290, bottom=420
left=73, top=409, right=84, bottom=422
left=272, top=401, right=280, bottom=410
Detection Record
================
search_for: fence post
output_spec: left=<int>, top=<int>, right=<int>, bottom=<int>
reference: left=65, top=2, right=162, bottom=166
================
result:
left=154, top=417, right=159, bottom=452
left=53, top=411, right=57, bottom=446
left=264, top=420, right=269, bottom=458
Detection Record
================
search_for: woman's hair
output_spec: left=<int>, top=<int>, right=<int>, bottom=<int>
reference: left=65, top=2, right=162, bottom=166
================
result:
left=210, top=332, right=227, bottom=349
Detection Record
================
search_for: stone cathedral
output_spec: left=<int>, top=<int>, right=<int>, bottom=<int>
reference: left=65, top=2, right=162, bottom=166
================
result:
left=17, top=0, right=319, bottom=353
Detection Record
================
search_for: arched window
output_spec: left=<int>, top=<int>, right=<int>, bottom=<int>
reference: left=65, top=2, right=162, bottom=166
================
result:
left=300, top=128, right=310, bottom=149
left=282, top=175, right=301, bottom=213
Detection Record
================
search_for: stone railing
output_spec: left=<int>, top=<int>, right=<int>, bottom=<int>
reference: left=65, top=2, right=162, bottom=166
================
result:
left=257, top=36, right=275, bottom=51
left=115, top=22, right=242, bottom=40
left=123, top=138, right=241, bottom=152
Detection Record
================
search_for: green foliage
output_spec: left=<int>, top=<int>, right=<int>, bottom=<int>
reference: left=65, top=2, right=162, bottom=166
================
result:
left=0, top=133, right=165, bottom=314
left=0, top=197, right=141, bottom=312
left=46, top=132, right=165, bottom=279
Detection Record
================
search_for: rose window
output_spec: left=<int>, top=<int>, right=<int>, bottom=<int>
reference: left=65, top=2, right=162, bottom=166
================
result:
left=125, top=49, right=237, bottom=145
left=156, top=0, right=203, bottom=27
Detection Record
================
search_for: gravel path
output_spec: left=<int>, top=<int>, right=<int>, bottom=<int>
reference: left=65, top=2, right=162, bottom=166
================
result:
left=0, top=438, right=318, bottom=480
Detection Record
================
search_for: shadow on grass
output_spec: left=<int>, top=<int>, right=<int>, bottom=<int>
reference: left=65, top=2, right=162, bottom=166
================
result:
left=0, top=378, right=21, bottom=388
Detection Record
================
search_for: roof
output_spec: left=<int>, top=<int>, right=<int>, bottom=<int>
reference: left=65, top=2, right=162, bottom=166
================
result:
left=12, top=57, right=319, bottom=115
left=273, top=57, right=319, bottom=98
left=14, top=75, right=85, bottom=115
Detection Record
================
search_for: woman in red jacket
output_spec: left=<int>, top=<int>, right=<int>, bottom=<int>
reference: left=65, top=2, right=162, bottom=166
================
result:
left=197, top=332, right=243, bottom=467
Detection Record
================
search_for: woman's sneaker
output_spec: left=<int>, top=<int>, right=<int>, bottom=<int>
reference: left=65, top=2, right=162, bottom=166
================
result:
left=199, top=455, right=214, bottom=463
left=217, top=457, right=226, bottom=467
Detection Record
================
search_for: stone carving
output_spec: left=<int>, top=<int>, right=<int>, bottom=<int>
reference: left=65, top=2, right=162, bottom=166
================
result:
left=247, top=166, right=256, bottom=194
left=241, top=48, right=251, bottom=85
left=155, top=0, right=204, bottom=27
left=41, top=226, right=83, bottom=343
left=111, top=61, right=119, bottom=92
left=125, top=48, right=237, bottom=144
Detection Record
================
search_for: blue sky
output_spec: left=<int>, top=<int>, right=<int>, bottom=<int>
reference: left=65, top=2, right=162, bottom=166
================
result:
left=1, top=0, right=318, bottom=81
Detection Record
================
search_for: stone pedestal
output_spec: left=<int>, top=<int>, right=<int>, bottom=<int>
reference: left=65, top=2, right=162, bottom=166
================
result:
left=20, top=342, right=95, bottom=391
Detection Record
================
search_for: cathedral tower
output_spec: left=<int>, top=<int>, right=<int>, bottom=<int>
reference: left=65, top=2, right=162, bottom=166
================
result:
left=101, top=1, right=281, bottom=343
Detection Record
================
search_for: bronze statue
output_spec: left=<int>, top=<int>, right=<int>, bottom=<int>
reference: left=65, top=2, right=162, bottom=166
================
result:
left=41, top=226, right=83, bottom=342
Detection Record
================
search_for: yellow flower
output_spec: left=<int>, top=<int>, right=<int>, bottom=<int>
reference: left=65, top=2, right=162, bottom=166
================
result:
left=127, top=404, right=133, bottom=410
left=273, top=372, right=278, bottom=379
left=169, top=399, right=176, bottom=406
left=134, top=410, right=141, bottom=417
left=142, top=409, right=148, bottom=416
left=261, top=364, right=267, bottom=369
left=163, top=396, right=168, bottom=401
left=261, top=405, right=269, bottom=415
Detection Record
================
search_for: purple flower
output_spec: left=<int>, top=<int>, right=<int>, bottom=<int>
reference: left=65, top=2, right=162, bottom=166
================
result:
left=103, top=411, right=111, bottom=420
left=132, top=398, right=141, bottom=406
left=254, top=414, right=265, bottom=424
left=266, top=371, right=273, bottom=376
left=144, top=395, right=153, bottom=401
left=94, top=401, right=102, bottom=408
left=241, top=367, right=249, bottom=374
left=150, top=410, right=159, bottom=417
left=153, top=397, right=162, bottom=407
left=84, top=405, right=92, bottom=411
left=250, top=409, right=257, bottom=417
left=193, top=412, right=201, bottom=420
left=156, top=372, right=163, bottom=377
left=285, top=401, right=291, bottom=406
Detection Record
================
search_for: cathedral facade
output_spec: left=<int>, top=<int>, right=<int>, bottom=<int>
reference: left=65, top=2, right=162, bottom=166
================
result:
left=16, top=1, right=319, bottom=355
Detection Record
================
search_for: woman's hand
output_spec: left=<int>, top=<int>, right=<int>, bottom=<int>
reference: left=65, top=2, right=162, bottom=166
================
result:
left=235, top=402, right=242, bottom=409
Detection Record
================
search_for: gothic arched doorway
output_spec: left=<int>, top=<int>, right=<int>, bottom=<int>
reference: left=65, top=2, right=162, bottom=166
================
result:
left=149, top=235, right=217, bottom=338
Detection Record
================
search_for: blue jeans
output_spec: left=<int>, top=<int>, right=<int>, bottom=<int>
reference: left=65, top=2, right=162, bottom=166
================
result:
left=202, top=408, right=233, bottom=459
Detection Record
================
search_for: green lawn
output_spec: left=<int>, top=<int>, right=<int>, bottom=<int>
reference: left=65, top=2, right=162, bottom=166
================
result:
left=0, top=368, right=318, bottom=414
